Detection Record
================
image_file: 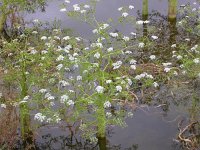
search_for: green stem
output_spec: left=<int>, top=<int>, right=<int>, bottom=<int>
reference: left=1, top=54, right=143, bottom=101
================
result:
left=142, top=0, right=148, bottom=18
left=19, top=51, right=34, bottom=149
left=142, top=0, right=148, bottom=37
left=97, top=96, right=106, bottom=138
left=168, top=0, right=177, bottom=21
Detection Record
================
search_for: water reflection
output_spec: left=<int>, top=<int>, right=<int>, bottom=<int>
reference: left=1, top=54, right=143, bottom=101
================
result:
left=168, top=0, right=178, bottom=21
left=142, top=0, right=148, bottom=37
left=0, top=0, right=46, bottom=39
left=34, top=125, right=139, bottom=150
left=23, top=0, right=193, bottom=38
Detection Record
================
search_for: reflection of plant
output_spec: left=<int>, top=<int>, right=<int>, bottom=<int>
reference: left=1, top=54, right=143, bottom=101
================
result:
left=0, top=106, right=19, bottom=149
left=0, top=0, right=46, bottom=38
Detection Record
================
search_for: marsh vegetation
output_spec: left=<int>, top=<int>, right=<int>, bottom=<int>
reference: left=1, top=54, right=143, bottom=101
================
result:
left=0, top=0, right=200, bottom=150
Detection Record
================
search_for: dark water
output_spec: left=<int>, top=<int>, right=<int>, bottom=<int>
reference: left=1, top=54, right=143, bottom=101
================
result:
left=25, top=0, right=197, bottom=37
left=2, top=0, right=199, bottom=149
left=33, top=101, right=192, bottom=150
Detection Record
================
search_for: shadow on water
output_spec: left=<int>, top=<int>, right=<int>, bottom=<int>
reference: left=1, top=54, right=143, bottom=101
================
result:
left=0, top=0, right=200, bottom=150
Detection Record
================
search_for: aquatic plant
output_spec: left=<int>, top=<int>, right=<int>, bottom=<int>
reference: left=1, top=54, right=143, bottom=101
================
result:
left=0, top=0, right=199, bottom=149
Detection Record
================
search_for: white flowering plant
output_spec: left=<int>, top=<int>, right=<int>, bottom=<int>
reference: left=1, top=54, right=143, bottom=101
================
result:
left=1, top=0, right=200, bottom=147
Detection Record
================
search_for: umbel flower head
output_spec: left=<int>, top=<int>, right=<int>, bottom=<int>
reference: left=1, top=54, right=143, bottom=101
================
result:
left=95, top=86, right=104, bottom=93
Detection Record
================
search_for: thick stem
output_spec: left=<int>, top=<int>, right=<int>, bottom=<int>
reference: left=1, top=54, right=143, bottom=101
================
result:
left=142, top=0, right=148, bottom=19
left=19, top=53, right=34, bottom=149
left=168, top=0, right=177, bottom=46
left=142, top=0, right=148, bottom=37
left=168, top=0, right=177, bottom=20
left=97, top=99, right=106, bottom=138
left=98, top=136, right=107, bottom=150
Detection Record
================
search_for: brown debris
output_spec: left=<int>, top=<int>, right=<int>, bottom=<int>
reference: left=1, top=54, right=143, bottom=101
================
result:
left=177, top=120, right=200, bottom=150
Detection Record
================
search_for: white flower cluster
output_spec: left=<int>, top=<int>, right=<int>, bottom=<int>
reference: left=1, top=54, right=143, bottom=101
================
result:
left=176, top=55, right=183, bottom=60
left=95, top=86, right=104, bottom=93
left=161, top=62, right=172, bottom=73
left=100, top=23, right=109, bottom=30
left=151, top=35, right=158, bottom=40
left=33, top=19, right=39, bottom=23
left=118, top=5, right=134, bottom=11
left=56, top=64, right=63, bottom=70
left=19, top=95, right=30, bottom=104
left=122, top=12, right=129, bottom=17
left=92, top=29, right=98, bottom=34
left=164, top=67, right=171, bottom=72
left=65, top=0, right=70, bottom=3
left=56, top=55, right=64, bottom=61
left=45, top=92, right=55, bottom=100
left=190, top=45, right=198, bottom=53
left=60, top=8, right=67, bottom=12
left=34, top=113, right=46, bottom=122
left=193, top=58, right=199, bottom=64
left=129, top=5, right=134, bottom=9
left=41, top=36, right=47, bottom=40
left=60, top=95, right=69, bottom=103
left=116, top=85, right=122, bottom=92
left=136, top=20, right=150, bottom=25
left=123, top=36, right=130, bottom=41
left=149, top=55, right=156, bottom=60
left=53, top=36, right=60, bottom=40
left=64, top=44, right=72, bottom=52
left=171, top=44, right=176, bottom=48
left=32, top=31, right=38, bottom=34
left=106, top=80, right=112, bottom=84
left=67, top=100, right=74, bottom=106
left=59, top=80, right=69, bottom=87
left=153, top=82, right=159, bottom=88
left=112, top=61, right=122, bottom=69
left=130, top=59, right=137, bottom=64
left=63, top=36, right=70, bottom=40
left=127, top=78, right=132, bottom=86
left=41, top=50, right=48, bottom=54
left=39, top=89, right=47, bottom=93
left=107, top=47, right=113, bottom=52
left=72, top=3, right=90, bottom=14
left=77, top=75, right=82, bottom=81
left=106, top=112, right=112, bottom=118
left=138, top=42, right=145, bottom=48
left=68, top=53, right=78, bottom=61
left=1, top=104, right=6, bottom=109
left=73, top=4, right=80, bottom=11
left=118, top=7, right=123, bottom=11
left=60, top=95, right=74, bottom=106
left=162, top=62, right=172, bottom=67
left=109, top=32, right=118, bottom=38
left=94, top=52, right=100, bottom=59
left=104, top=101, right=111, bottom=108
left=93, top=24, right=109, bottom=34
left=135, top=72, right=153, bottom=80
left=91, top=42, right=103, bottom=48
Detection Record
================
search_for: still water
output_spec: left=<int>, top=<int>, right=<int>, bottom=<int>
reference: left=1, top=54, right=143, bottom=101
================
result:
left=25, top=0, right=197, bottom=37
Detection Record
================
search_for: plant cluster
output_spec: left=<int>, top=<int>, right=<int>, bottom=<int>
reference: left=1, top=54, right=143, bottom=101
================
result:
left=0, top=0, right=199, bottom=147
